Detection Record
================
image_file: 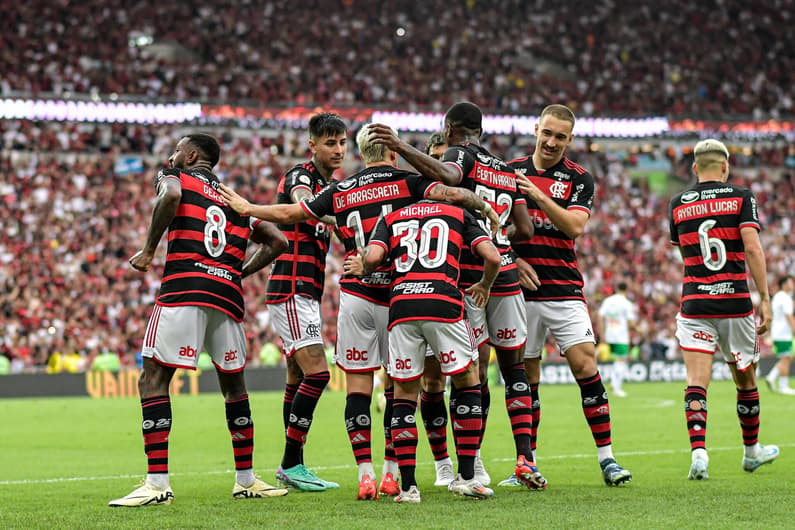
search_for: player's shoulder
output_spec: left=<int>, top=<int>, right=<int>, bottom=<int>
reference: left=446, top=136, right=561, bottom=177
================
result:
left=284, top=163, right=319, bottom=187
left=156, top=167, right=182, bottom=180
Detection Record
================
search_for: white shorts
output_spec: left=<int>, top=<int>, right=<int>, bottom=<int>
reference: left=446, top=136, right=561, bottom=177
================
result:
left=268, top=295, right=323, bottom=356
left=464, top=293, right=527, bottom=350
left=525, top=299, right=596, bottom=359
left=388, top=319, right=477, bottom=381
left=334, top=291, right=389, bottom=373
left=142, top=304, right=247, bottom=372
left=675, top=313, right=759, bottom=371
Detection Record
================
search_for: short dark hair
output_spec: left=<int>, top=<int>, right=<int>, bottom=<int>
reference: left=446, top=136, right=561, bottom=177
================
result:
left=778, top=275, right=793, bottom=289
left=617, top=281, right=628, bottom=292
left=445, top=101, right=483, bottom=132
left=185, top=133, right=220, bottom=167
left=425, top=131, right=446, bottom=154
left=309, top=113, right=347, bottom=140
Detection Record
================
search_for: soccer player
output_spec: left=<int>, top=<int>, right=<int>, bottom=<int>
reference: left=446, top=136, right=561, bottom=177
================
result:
left=764, top=275, right=795, bottom=394
left=344, top=199, right=501, bottom=503
left=218, top=123, right=497, bottom=500
left=419, top=131, right=456, bottom=486
left=109, top=133, right=289, bottom=507
left=262, top=112, right=347, bottom=491
left=669, top=138, right=778, bottom=480
left=510, top=104, right=632, bottom=486
left=368, top=102, right=544, bottom=490
left=597, top=281, right=638, bottom=397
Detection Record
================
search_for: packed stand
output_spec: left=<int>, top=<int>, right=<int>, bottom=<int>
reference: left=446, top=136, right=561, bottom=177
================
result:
left=1, top=119, right=794, bottom=372
left=1, top=1, right=794, bottom=118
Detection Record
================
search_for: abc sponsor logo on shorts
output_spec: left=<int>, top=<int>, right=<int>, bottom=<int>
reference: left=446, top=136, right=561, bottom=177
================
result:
left=179, top=345, right=197, bottom=357
left=496, top=328, right=517, bottom=340
left=346, top=347, right=369, bottom=361
left=439, top=350, right=457, bottom=364
left=395, top=358, right=412, bottom=370
left=692, top=331, right=714, bottom=342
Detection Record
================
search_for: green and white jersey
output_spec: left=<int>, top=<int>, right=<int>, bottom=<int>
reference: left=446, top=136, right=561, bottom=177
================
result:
left=771, top=290, right=794, bottom=342
left=598, top=293, right=636, bottom=345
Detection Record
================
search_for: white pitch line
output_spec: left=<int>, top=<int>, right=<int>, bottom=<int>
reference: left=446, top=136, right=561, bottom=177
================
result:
left=2, top=443, right=791, bottom=486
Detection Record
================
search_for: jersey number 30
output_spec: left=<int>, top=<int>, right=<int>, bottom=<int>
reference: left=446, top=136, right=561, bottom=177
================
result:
left=392, top=219, right=449, bottom=273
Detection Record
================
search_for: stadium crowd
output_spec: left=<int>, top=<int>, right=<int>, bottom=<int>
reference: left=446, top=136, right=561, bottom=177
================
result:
left=2, top=0, right=794, bottom=118
left=1, top=119, right=793, bottom=373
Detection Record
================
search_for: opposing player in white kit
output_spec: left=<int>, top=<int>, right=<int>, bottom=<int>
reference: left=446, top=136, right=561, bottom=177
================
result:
left=110, top=133, right=289, bottom=507
left=597, top=282, right=638, bottom=397
left=345, top=199, right=501, bottom=503
left=764, top=275, right=795, bottom=394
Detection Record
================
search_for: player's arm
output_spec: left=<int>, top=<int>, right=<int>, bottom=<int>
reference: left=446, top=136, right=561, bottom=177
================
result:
left=366, top=124, right=460, bottom=185
left=344, top=245, right=387, bottom=277
left=465, top=238, right=500, bottom=308
left=129, top=177, right=182, bottom=272
left=506, top=200, right=534, bottom=243
left=241, top=221, right=289, bottom=279
left=742, top=226, right=771, bottom=334
left=292, top=187, right=336, bottom=225
left=426, top=184, right=500, bottom=236
left=217, top=183, right=309, bottom=223
left=516, top=174, right=589, bottom=239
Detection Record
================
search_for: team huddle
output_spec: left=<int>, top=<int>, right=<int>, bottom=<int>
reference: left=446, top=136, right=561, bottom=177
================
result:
left=109, top=103, right=778, bottom=507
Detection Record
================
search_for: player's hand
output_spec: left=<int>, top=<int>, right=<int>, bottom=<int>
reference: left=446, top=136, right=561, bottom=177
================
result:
left=756, top=299, right=772, bottom=335
left=343, top=248, right=366, bottom=276
left=218, top=183, right=252, bottom=215
left=516, top=174, right=543, bottom=202
left=366, top=123, right=403, bottom=151
left=465, top=281, right=491, bottom=308
left=484, top=207, right=500, bottom=237
left=516, top=257, right=540, bottom=291
left=129, top=249, right=155, bottom=272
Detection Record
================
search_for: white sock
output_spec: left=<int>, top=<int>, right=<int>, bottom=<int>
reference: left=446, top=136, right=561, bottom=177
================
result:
left=779, top=376, right=789, bottom=390
left=147, top=473, right=169, bottom=489
left=358, top=462, right=375, bottom=481
left=744, top=442, right=760, bottom=458
left=435, top=457, right=453, bottom=471
left=597, top=445, right=614, bottom=463
left=236, top=469, right=255, bottom=487
left=691, top=448, right=708, bottom=462
left=382, top=460, right=399, bottom=477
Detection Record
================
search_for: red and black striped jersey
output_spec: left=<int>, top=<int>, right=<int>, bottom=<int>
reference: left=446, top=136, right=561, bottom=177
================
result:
left=155, top=167, right=254, bottom=322
left=668, top=181, right=760, bottom=318
left=508, top=155, right=594, bottom=301
left=442, top=143, right=525, bottom=295
left=369, top=201, right=491, bottom=328
left=265, top=161, right=333, bottom=304
left=301, top=166, right=439, bottom=305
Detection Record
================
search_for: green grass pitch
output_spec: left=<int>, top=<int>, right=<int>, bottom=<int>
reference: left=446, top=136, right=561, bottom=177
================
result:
left=1, top=380, right=793, bottom=529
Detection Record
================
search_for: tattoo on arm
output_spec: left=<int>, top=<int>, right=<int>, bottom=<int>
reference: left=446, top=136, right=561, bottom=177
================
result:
left=241, top=244, right=282, bottom=278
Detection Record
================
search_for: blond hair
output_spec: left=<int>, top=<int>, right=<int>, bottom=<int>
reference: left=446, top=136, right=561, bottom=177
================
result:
left=356, top=124, right=395, bottom=164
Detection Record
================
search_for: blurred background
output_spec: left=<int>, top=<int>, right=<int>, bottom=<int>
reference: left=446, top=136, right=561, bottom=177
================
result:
left=2, top=0, right=794, bottom=375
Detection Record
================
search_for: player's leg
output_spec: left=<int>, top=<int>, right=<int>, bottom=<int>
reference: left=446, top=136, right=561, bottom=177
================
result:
left=552, top=300, right=631, bottom=485
left=677, top=314, right=716, bottom=480
left=609, top=343, right=629, bottom=397
left=430, top=319, right=493, bottom=499
left=421, top=354, right=454, bottom=486
left=335, top=293, right=389, bottom=498
left=388, top=322, right=426, bottom=503
left=766, top=341, right=794, bottom=393
left=109, top=305, right=192, bottom=507
left=269, top=296, right=333, bottom=491
left=283, top=356, right=303, bottom=443
left=210, top=312, right=287, bottom=499
left=720, top=316, right=779, bottom=473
